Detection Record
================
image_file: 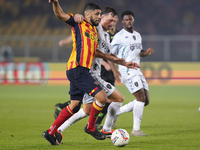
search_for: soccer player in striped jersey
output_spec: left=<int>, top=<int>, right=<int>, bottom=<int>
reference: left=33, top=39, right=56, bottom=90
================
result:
left=53, top=7, right=140, bottom=144
left=43, top=1, right=139, bottom=145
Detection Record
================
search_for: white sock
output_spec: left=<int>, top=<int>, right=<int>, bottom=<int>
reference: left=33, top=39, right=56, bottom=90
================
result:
left=103, top=102, right=123, bottom=132
left=58, top=108, right=88, bottom=133
left=133, top=101, right=145, bottom=131
left=117, top=99, right=136, bottom=115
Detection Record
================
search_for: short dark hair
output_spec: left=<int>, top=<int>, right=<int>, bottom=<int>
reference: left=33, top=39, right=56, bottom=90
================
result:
left=121, top=10, right=134, bottom=20
left=84, top=3, right=101, bottom=12
left=102, top=6, right=117, bottom=16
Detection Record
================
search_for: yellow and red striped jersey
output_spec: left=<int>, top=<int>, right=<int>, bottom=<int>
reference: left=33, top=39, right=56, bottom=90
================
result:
left=65, top=15, right=98, bottom=70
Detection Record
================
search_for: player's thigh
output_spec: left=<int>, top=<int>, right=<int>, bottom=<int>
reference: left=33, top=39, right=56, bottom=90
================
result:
left=107, top=88, right=124, bottom=102
left=140, top=75, right=150, bottom=105
left=93, top=75, right=115, bottom=97
left=94, top=89, right=107, bottom=105
left=144, top=89, right=150, bottom=106
left=133, top=88, right=146, bottom=102
left=67, top=67, right=102, bottom=97
left=69, top=100, right=81, bottom=110
left=140, top=75, right=149, bottom=91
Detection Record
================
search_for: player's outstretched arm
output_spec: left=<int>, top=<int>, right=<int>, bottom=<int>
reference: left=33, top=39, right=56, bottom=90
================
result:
left=95, top=49, right=125, bottom=65
left=49, top=0, right=70, bottom=22
left=95, top=49, right=140, bottom=69
left=140, top=48, right=154, bottom=57
left=106, top=53, right=140, bottom=70
left=123, top=61, right=140, bottom=70
left=58, top=36, right=73, bottom=47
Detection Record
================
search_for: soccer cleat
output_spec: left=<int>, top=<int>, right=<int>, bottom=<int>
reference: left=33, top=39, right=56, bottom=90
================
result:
left=54, top=103, right=62, bottom=119
left=55, top=130, right=63, bottom=144
left=101, top=129, right=114, bottom=138
left=112, top=115, right=118, bottom=129
left=42, top=130, right=58, bottom=145
left=84, top=125, right=106, bottom=140
left=95, top=124, right=103, bottom=131
left=131, top=130, right=148, bottom=136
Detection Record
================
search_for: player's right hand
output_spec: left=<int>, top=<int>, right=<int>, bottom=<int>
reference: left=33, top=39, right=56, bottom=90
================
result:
left=74, top=14, right=84, bottom=23
left=124, top=61, right=140, bottom=70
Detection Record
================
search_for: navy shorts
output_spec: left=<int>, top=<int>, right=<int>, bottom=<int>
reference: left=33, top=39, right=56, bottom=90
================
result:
left=66, top=66, right=102, bottom=101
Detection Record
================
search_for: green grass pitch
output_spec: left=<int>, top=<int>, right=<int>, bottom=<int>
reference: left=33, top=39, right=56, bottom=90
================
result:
left=0, top=85, right=200, bottom=150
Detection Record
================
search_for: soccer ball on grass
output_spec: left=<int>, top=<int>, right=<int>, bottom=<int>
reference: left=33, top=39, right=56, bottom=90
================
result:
left=111, top=129, right=130, bottom=147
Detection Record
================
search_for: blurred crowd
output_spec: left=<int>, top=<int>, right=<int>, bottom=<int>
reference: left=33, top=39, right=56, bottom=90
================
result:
left=93, top=0, right=200, bottom=35
left=0, top=0, right=200, bottom=35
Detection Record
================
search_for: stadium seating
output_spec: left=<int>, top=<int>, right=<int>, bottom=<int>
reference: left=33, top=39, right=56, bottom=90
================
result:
left=1, top=0, right=200, bottom=36
left=0, top=0, right=199, bottom=62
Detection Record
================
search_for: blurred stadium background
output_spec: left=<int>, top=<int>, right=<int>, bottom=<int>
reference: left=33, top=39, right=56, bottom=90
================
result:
left=0, top=0, right=200, bottom=62
left=0, top=0, right=200, bottom=85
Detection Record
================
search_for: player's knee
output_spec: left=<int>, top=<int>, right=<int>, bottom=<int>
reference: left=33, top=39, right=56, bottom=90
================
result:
left=98, top=96, right=107, bottom=105
left=95, top=90, right=107, bottom=105
left=117, top=95, right=124, bottom=103
left=84, top=110, right=90, bottom=116
left=144, top=98, right=149, bottom=106
left=141, top=94, right=146, bottom=103
left=69, top=100, right=81, bottom=110
left=72, top=101, right=82, bottom=113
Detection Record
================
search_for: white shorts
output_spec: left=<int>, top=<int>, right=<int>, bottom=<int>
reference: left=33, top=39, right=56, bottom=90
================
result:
left=122, top=75, right=149, bottom=94
left=83, top=74, right=115, bottom=104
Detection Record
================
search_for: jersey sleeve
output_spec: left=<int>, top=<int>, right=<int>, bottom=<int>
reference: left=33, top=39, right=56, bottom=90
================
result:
left=111, top=35, right=119, bottom=55
left=65, top=14, right=77, bottom=27
left=140, top=37, right=143, bottom=51
left=139, top=33, right=143, bottom=51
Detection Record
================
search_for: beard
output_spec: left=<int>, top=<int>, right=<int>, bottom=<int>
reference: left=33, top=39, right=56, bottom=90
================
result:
left=91, top=16, right=100, bottom=26
left=126, top=26, right=133, bottom=31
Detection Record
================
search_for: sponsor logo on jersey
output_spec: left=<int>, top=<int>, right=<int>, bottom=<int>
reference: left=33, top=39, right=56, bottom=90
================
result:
left=85, top=31, right=98, bottom=42
left=106, top=84, right=112, bottom=89
left=130, top=43, right=142, bottom=51
left=134, top=82, right=138, bottom=87
left=101, top=40, right=110, bottom=53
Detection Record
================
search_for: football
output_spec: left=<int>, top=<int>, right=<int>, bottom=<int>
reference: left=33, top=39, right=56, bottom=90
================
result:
left=111, top=129, right=130, bottom=147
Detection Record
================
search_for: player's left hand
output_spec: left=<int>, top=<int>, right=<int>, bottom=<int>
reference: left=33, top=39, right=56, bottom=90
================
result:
left=146, top=48, right=154, bottom=55
left=74, top=14, right=84, bottom=23
left=123, top=61, right=140, bottom=70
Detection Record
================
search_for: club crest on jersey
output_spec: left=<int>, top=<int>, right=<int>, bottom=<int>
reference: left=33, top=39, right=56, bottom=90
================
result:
left=130, top=45, right=135, bottom=51
left=134, top=82, right=138, bottom=87
left=94, top=81, right=98, bottom=85
left=132, top=36, right=136, bottom=40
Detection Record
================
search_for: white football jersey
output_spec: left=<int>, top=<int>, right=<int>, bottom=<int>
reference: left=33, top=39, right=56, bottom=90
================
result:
left=111, top=29, right=143, bottom=77
left=90, top=24, right=111, bottom=76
